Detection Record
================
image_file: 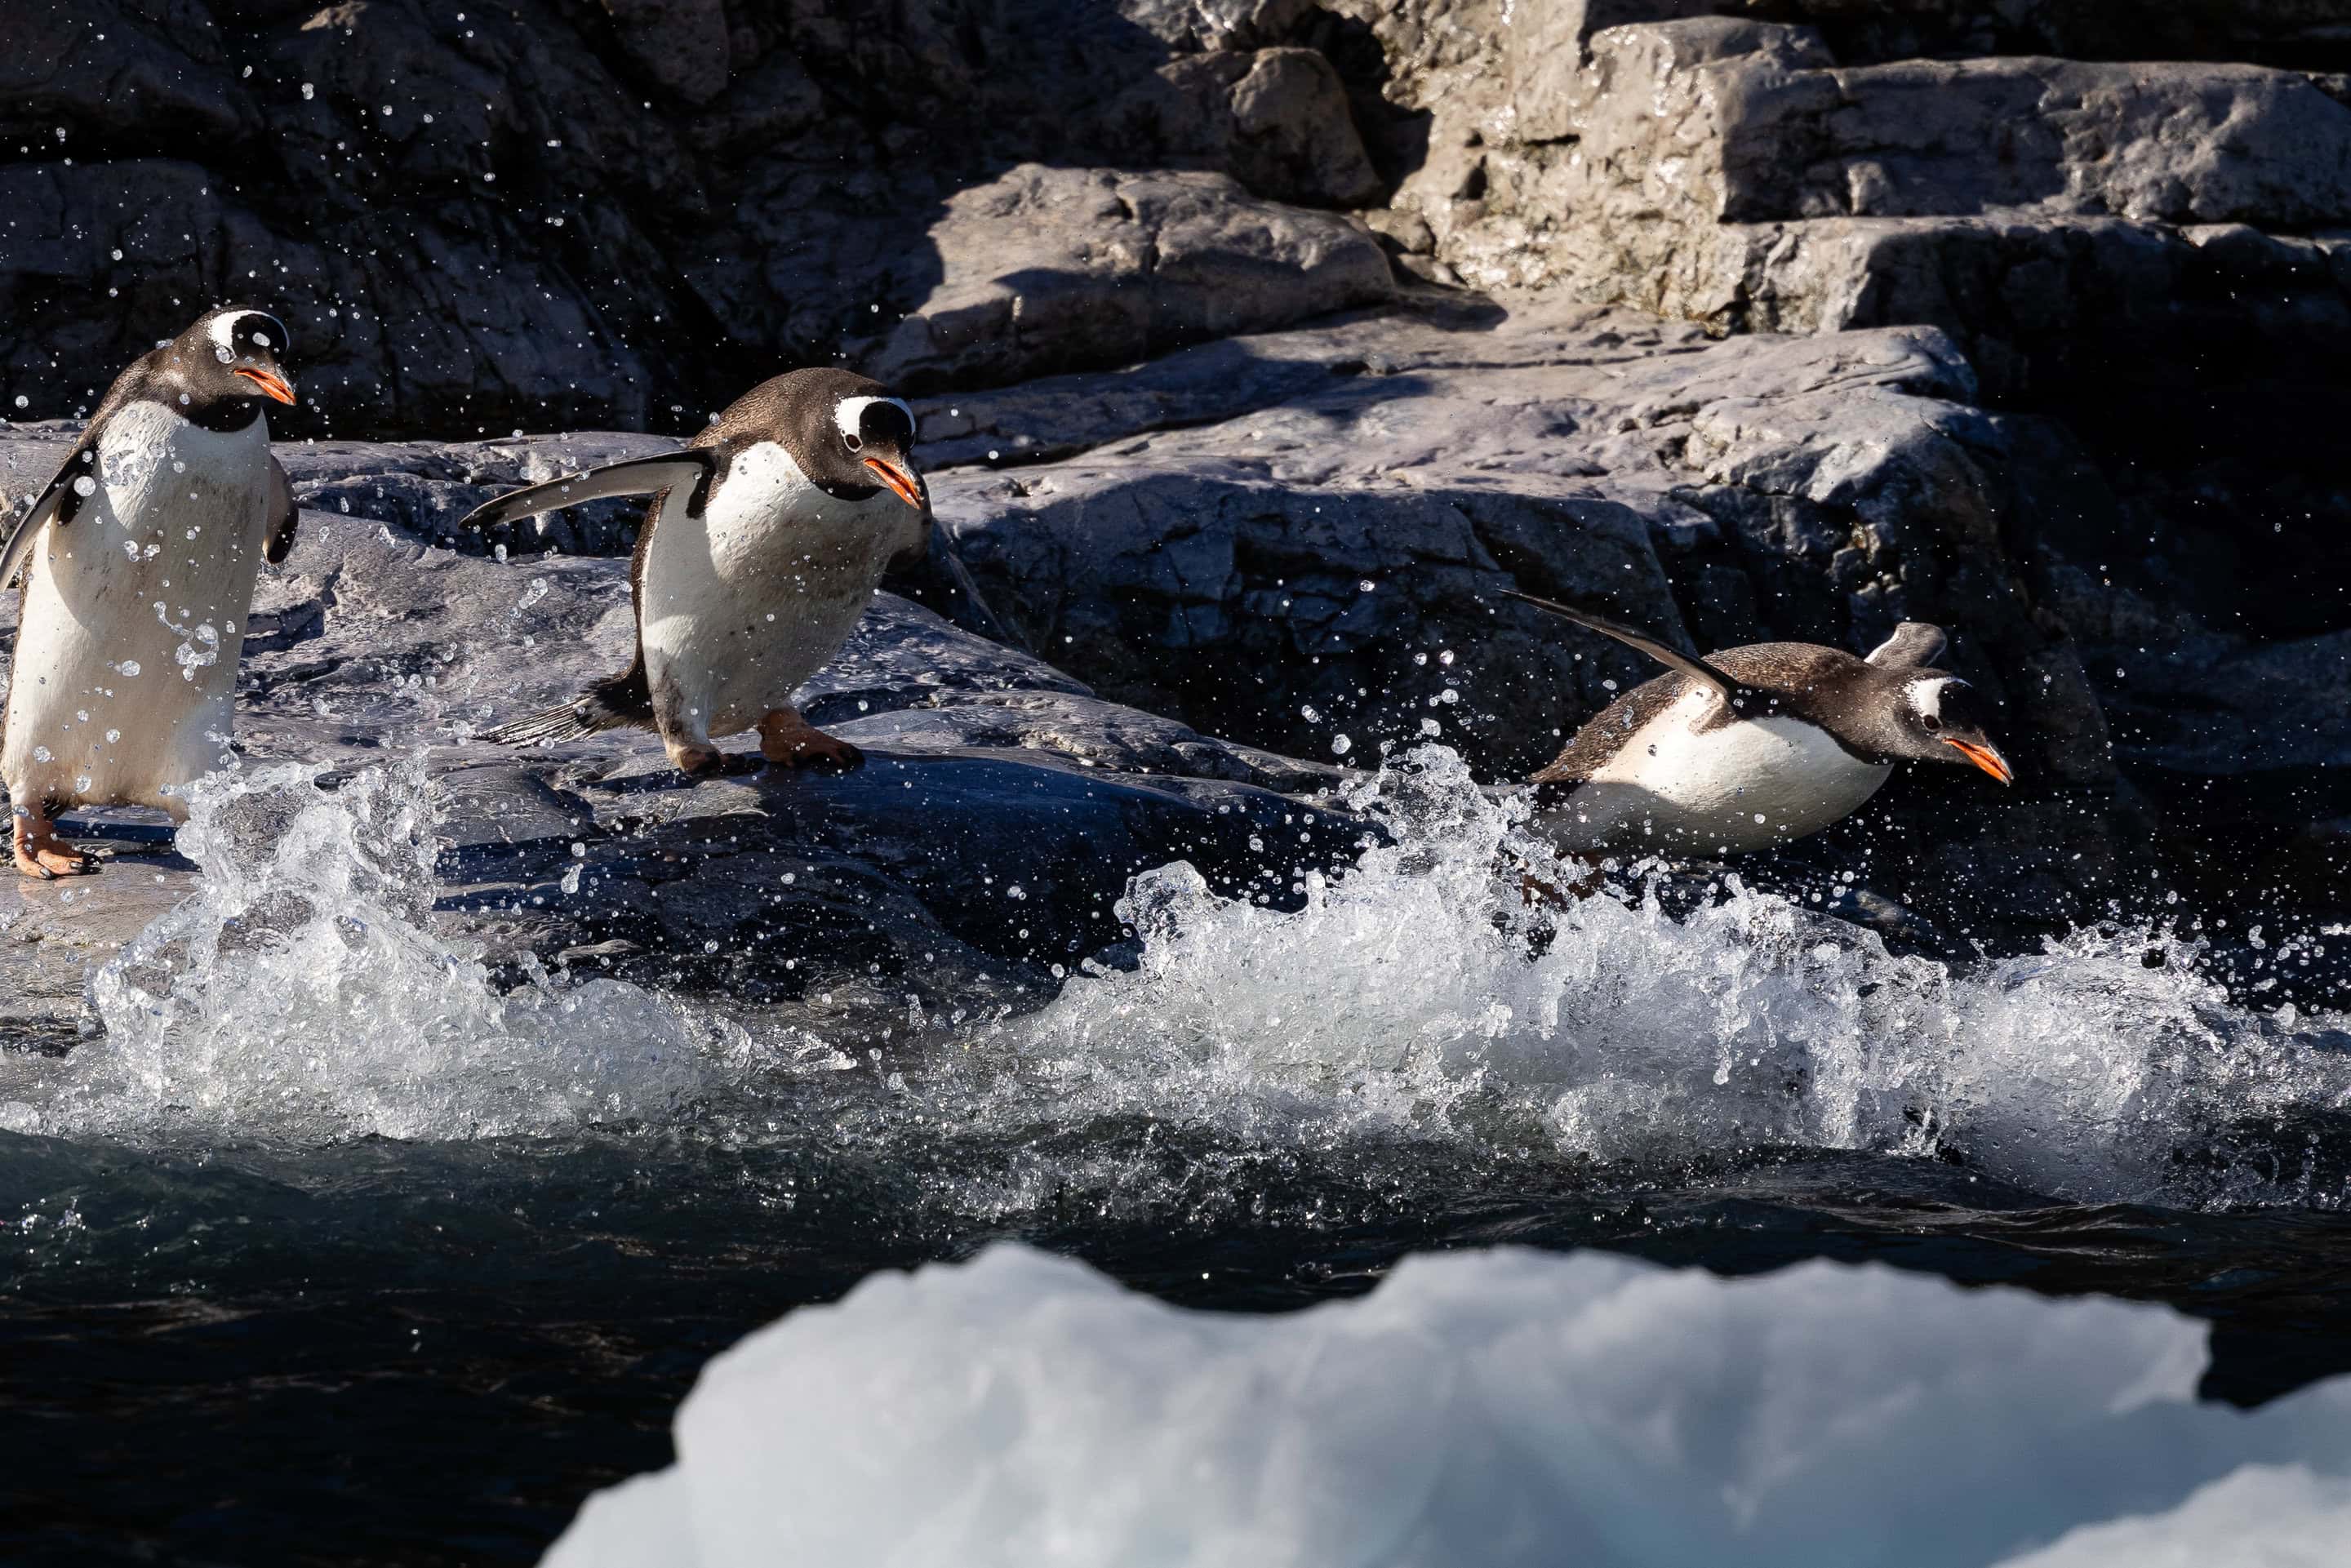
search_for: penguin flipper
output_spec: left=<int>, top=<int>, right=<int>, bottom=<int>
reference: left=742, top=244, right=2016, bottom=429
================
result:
left=0, top=486, right=62, bottom=594
left=264, top=455, right=300, bottom=565
left=456, top=451, right=716, bottom=536
left=1864, top=621, right=1947, bottom=669
left=0, top=427, right=107, bottom=590
left=1497, top=589, right=1744, bottom=707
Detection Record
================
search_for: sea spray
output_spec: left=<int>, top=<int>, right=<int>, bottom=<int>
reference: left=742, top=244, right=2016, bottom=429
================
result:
left=23, top=754, right=727, bottom=1142
left=1001, top=747, right=2351, bottom=1208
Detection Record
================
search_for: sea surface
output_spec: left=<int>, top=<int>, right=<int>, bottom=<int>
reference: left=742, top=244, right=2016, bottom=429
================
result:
left=6, top=753, right=2349, bottom=1565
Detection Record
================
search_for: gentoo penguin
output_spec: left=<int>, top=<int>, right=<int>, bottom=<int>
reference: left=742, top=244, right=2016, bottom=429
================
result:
left=0, top=307, right=299, bottom=877
left=1505, top=591, right=2011, bottom=857
left=462, top=368, right=929, bottom=772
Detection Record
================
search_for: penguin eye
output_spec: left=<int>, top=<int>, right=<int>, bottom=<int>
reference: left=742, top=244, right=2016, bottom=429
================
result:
left=1921, top=713, right=1943, bottom=734
left=843, top=432, right=864, bottom=453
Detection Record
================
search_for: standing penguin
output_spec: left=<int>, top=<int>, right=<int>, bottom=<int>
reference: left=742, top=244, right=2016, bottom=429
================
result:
left=1505, top=591, right=2011, bottom=856
left=462, top=368, right=930, bottom=773
left=0, top=308, right=299, bottom=877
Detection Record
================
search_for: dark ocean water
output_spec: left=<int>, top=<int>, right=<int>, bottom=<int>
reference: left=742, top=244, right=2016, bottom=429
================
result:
left=9, top=1125, right=2351, bottom=1567
left=7, top=755, right=2351, bottom=1565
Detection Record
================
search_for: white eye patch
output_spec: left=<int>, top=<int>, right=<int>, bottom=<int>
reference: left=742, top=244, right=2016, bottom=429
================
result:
left=207, top=312, right=281, bottom=357
left=835, top=394, right=915, bottom=442
left=1907, top=677, right=1959, bottom=721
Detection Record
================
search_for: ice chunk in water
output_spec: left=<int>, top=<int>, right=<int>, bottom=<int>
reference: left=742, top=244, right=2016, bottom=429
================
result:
left=2002, top=1464, right=2351, bottom=1566
left=541, top=1243, right=2351, bottom=1568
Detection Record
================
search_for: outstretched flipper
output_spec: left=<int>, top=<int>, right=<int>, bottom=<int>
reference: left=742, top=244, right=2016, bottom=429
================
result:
left=456, top=451, right=716, bottom=537
left=1864, top=621, right=1948, bottom=669
left=1497, top=589, right=1744, bottom=706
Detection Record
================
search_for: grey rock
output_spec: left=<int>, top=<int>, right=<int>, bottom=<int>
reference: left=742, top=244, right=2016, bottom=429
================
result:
left=1411, top=0, right=2351, bottom=73
left=1114, top=48, right=1386, bottom=208
left=595, top=0, right=731, bottom=105
left=859, top=166, right=1394, bottom=392
left=0, top=0, right=1398, bottom=433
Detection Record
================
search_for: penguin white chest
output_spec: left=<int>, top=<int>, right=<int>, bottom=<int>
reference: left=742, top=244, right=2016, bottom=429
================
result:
left=638, top=442, right=922, bottom=742
left=2, top=404, right=273, bottom=816
left=1540, top=690, right=1893, bottom=855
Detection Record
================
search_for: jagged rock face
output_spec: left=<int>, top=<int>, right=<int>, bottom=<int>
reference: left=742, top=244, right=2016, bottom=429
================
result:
left=0, top=0, right=1391, bottom=435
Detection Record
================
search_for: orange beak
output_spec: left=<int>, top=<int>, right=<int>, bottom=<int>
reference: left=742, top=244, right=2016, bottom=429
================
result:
left=863, top=455, right=924, bottom=509
left=235, top=366, right=297, bottom=405
left=1945, top=738, right=2013, bottom=784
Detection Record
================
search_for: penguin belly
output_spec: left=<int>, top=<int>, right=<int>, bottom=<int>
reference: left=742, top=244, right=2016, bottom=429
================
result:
left=2, top=405, right=273, bottom=818
left=1538, top=691, right=1892, bottom=855
left=637, top=442, right=923, bottom=744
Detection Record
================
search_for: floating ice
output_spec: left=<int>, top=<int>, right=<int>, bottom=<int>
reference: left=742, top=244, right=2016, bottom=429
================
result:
left=540, top=1244, right=2351, bottom=1568
left=18, top=757, right=727, bottom=1143
left=2002, top=1464, right=2351, bottom=1566
left=1003, top=748, right=2351, bottom=1208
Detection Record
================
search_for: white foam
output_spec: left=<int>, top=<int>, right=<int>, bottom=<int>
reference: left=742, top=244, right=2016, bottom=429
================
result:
left=13, top=757, right=728, bottom=1143
left=998, top=748, right=2351, bottom=1208
left=540, top=1242, right=2351, bottom=1567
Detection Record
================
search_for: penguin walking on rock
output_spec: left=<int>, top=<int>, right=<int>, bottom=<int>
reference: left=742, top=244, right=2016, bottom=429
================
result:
left=0, top=307, right=300, bottom=877
left=464, top=368, right=930, bottom=774
left=1504, top=591, right=2011, bottom=858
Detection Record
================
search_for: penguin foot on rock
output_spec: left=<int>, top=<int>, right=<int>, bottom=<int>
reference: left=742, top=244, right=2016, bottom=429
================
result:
left=663, top=740, right=726, bottom=778
left=11, top=814, right=97, bottom=880
left=758, top=708, right=863, bottom=771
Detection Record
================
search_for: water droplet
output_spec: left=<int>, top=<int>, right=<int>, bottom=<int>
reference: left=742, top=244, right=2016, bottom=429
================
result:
left=71, top=475, right=95, bottom=496
left=1331, top=734, right=1353, bottom=756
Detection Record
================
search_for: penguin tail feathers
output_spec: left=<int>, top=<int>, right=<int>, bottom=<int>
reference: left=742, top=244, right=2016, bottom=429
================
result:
left=476, top=668, right=653, bottom=748
left=476, top=702, right=613, bottom=748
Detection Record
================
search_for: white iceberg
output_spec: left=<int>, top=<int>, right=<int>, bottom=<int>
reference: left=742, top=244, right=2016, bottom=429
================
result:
left=543, top=1244, right=2351, bottom=1567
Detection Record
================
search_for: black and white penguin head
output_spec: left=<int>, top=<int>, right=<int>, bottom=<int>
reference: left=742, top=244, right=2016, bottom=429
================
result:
left=1894, top=676, right=2011, bottom=783
left=166, top=307, right=297, bottom=411
left=726, top=367, right=926, bottom=512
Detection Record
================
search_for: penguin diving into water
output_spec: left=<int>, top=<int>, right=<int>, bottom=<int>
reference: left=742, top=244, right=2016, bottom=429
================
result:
left=1504, top=590, right=2011, bottom=858
left=0, top=307, right=300, bottom=877
left=463, top=368, right=931, bottom=774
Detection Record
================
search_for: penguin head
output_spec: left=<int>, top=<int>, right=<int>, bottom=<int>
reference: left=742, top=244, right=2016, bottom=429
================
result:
left=1896, top=676, right=2011, bottom=784
left=744, top=369, right=926, bottom=512
left=824, top=385, right=925, bottom=513
left=182, top=307, right=297, bottom=408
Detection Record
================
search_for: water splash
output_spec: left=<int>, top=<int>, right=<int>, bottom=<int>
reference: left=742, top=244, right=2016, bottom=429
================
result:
left=1000, top=748, right=2351, bottom=1208
left=15, top=757, right=727, bottom=1143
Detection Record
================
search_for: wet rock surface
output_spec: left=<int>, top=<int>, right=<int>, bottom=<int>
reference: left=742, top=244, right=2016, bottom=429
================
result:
left=5, top=0, right=2349, bottom=1016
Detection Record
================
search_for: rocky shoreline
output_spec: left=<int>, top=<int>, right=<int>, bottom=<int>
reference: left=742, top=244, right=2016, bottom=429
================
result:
left=7, top=1, right=2350, bottom=1021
